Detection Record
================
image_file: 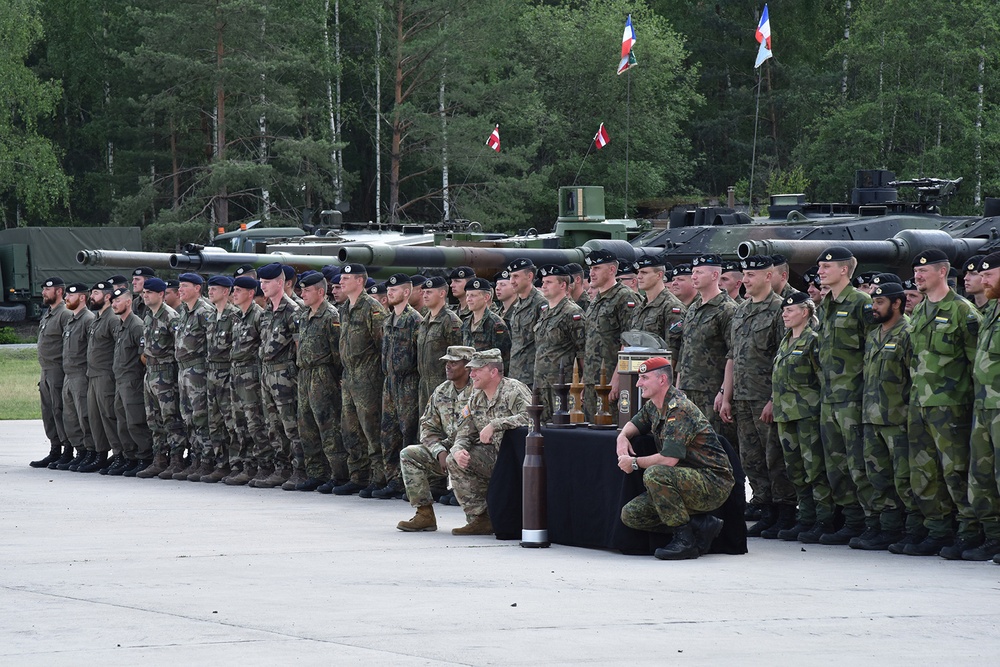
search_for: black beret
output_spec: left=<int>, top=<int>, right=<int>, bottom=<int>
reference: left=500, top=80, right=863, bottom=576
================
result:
left=616, top=263, right=636, bottom=276
left=66, top=282, right=89, bottom=294
left=505, top=259, right=535, bottom=273
left=721, top=260, right=743, bottom=273
left=770, top=254, right=789, bottom=266
left=386, top=273, right=411, bottom=287
left=818, top=246, right=854, bottom=262
left=902, top=278, right=917, bottom=290
left=672, top=263, right=692, bottom=277
left=132, top=266, right=156, bottom=278
left=43, top=276, right=65, bottom=288
left=111, top=287, right=131, bottom=300
left=341, top=263, right=367, bottom=275
left=584, top=249, right=617, bottom=266
left=781, top=291, right=811, bottom=307
left=233, top=276, right=259, bottom=290
left=912, top=249, right=949, bottom=268
left=367, top=281, right=387, bottom=295
left=234, top=264, right=256, bottom=277
left=107, top=274, right=129, bottom=285
left=143, top=278, right=167, bottom=293
left=298, top=272, right=325, bottom=289
left=492, top=270, right=511, bottom=283
left=979, top=252, right=1000, bottom=271
left=278, top=265, right=294, bottom=280
left=328, top=273, right=341, bottom=285
left=450, top=266, right=476, bottom=279
left=164, top=279, right=180, bottom=290
left=409, top=274, right=427, bottom=286
left=208, top=275, right=234, bottom=288
left=365, top=278, right=375, bottom=288
left=538, top=264, right=569, bottom=277
left=964, top=255, right=985, bottom=273
left=871, top=273, right=901, bottom=286
left=854, top=271, right=877, bottom=286
left=178, top=272, right=204, bottom=285
left=465, top=277, right=493, bottom=292
left=257, top=263, right=283, bottom=280
left=691, top=254, right=723, bottom=267
left=872, top=282, right=905, bottom=298
left=634, top=255, right=665, bottom=270
left=565, top=262, right=585, bottom=276
left=740, top=255, right=774, bottom=270
left=91, top=281, right=114, bottom=293
left=422, top=276, right=448, bottom=289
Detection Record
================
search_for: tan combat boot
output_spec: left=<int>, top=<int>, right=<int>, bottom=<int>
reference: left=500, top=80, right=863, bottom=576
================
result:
left=136, top=452, right=169, bottom=479
left=255, top=465, right=289, bottom=489
left=281, top=468, right=307, bottom=490
left=452, top=513, right=493, bottom=536
left=224, top=463, right=254, bottom=486
left=188, top=457, right=215, bottom=481
left=397, top=505, right=437, bottom=532
left=170, top=454, right=198, bottom=480
left=202, top=461, right=230, bottom=483
left=248, top=462, right=272, bottom=488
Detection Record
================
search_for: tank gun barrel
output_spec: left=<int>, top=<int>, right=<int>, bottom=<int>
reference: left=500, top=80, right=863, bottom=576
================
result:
left=77, top=249, right=177, bottom=271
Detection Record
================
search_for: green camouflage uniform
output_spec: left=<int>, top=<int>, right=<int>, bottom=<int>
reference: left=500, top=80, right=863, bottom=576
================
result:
left=340, top=293, right=388, bottom=486
left=772, top=327, right=832, bottom=526
left=400, top=380, right=473, bottom=507
left=575, top=291, right=591, bottom=314
left=817, top=284, right=873, bottom=530
left=174, top=299, right=210, bottom=458
left=861, top=316, right=916, bottom=533
left=87, top=307, right=120, bottom=455
left=728, top=292, right=794, bottom=506
left=621, top=386, right=735, bottom=532
left=507, top=288, right=546, bottom=386
left=583, top=283, right=636, bottom=418
left=143, top=304, right=184, bottom=456
left=230, top=302, right=269, bottom=467
left=259, top=295, right=302, bottom=472
left=38, top=301, right=72, bottom=450
left=113, top=312, right=151, bottom=460
left=416, top=307, right=462, bottom=414
left=62, top=307, right=95, bottom=453
left=297, top=300, right=344, bottom=481
left=970, top=300, right=1000, bottom=540
left=532, top=296, right=585, bottom=421
left=907, top=290, right=981, bottom=540
left=205, top=303, right=239, bottom=465
left=461, top=309, right=511, bottom=370
left=629, top=287, right=686, bottom=356
left=447, top=377, right=532, bottom=519
left=381, top=304, right=424, bottom=486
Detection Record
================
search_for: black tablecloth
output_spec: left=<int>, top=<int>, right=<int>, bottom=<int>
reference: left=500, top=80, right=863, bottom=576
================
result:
left=487, top=426, right=748, bottom=555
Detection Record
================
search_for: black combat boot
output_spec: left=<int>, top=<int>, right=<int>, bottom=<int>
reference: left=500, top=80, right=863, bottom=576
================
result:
left=848, top=526, right=881, bottom=549
left=30, top=444, right=62, bottom=468
left=689, top=514, right=724, bottom=555
left=777, top=521, right=812, bottom=541
left=654, top=524, right=700, bottom=560
left=797, top=522, right=833, bottom=544
left=939, top=535, right=984, bottom=561
left=902, top=534, right=951, bottom=557
left=746, top=504, right=777, bottom=537
left=59, top=448, right=86, bottom=471
left=48, top=445, right=74, bottom=469
left=961, top=538, right=1000, bottom=561
left=760, top=504, right=796, bottom=539
left=98, top=453, right=123, bottom=475
left=372, top=479, right=405, bottom=499
left=79, top=451, right=108, bottom=473
left=819, top=524, right=863, bottom=545
left=855, top=529, right=904, bottom=551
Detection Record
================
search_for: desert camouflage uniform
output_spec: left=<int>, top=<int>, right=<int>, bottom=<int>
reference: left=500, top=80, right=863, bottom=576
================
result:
left=297, top=300, right=344, bottom=481
left=862, top=316, right=916, bottom=533
left=908, top=290, right=981, bottom=541
left=114, top=311, right=151, bottom=460
left=772, top=327, right=833, bottom=526
left=621, top=386, right=735, bottom=531
left=61, top=307, right=95, bottom=454
left=970, top=300, right=1000, bottom=541
left=629, top=288, right=686, bottom=357
left=340, top=293, right=387, bottom=485
left=583, top=283, right=636, bottom=418
left=230, top=302, right=269, bottom=467
left=532, top=296, right=585, bottom=421
left=38, top=300, right=72, bottom=450
left=87, top=306, right=120, bottom=456
left=381, top=304, right=423, bottom=486
left=401, top=380, right=473, bottom=507
left=143, top=304, right=184, bottom=456
left=817, top=285, right=873, bottom=530
left=416, top=307, right=462, bottom=414
left=447, top=377, right=531, bottom=519
left=205, top=302, right=239, bottom=464
left=174, top=299, right=210, bottom=458
left=259, top=295, right=302, bottom=472
left=461, top=309, right=511, bottom=371
left=507, top=287, right=546, bottom=386
left=729, top=292, right=794, bottom=506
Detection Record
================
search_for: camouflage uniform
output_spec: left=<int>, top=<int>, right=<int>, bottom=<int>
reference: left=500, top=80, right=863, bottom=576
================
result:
left=87, top=306, right=120, bottom=456
left=259, top=295, right=302, bottom=473
left=728, top=292, right=794, bottom=506
left=205, top=302, right=239, bottom=465
left=381, top=304, right=423, bottom=487
left=38, top=300, right=72, bottom=451
left=817, top=285, right=873, bottom=530
left=340, top=293, right=388, bottom=485
left=583, top=283, right=636, bottom=418
left=621, top=387, right=735, bottom=531
left=506, top=287, right=546, bottom=386
left=61, top=307, right=95, bottom=454
left=772, top=327, right=833, bottom=526
left=862, top=317, right=916, bottom=534
left=113, top=311, right=152, bottom=461
left=143, top=304, right=184, bottom=456
left=575, top=291, right=591, bottom=314
left=630, top=288, right=686, bottom=356
left=675, top=291, right=736, bottom=442
left=297, top=300, right=344, bottom=481
left=416, top=307, right=462, bottom=414
left=401, top=380, right=473, bottom=507
left=461, top=309, right=511, bottom=370
left=174, top=300, right=210, bottom=458
left=908, top=290, right=981, bottom=540
left=447, top=376, right=532, bottom=519
left=532, top=296, right=585, bottom=421
left=970, top=300, right=1000, bottom=541
left=230, top=302, right=270, bottom=468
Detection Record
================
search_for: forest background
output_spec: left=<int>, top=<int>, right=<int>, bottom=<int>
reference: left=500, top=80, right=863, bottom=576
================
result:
left=3, top=0, right=999, bottom=250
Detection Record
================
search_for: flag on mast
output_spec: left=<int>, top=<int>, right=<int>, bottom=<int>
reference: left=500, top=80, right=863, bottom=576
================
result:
left=754, top=5, right=772, bottom=68
left=594, top=123, right=610, bottom=149
left=617, top=15, right=637, bottom=75
left=486, top=125, right=500, bottom=152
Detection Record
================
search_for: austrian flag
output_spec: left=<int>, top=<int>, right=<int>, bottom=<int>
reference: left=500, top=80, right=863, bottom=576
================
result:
left=487, top=125, right=500, bottom=152
left=594, top=123, right=610, bottom=149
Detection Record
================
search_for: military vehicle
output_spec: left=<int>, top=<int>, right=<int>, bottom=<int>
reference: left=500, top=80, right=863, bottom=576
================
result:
left=0, top=226, right=141, bottom=322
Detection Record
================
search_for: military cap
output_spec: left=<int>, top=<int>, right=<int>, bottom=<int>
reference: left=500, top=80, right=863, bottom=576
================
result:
left=980, top=252, right=1000, bottom=271
left=233, top=276, right=259, bottom=290
left=872, top=282, right=905, bottom=298
left=538, top=264, right=569, bottom=278
left=143, top=278, right=167, bottom=293
left=386, top=273, right=411, bottom=287
left=423, top=276, right=448, bottom=289
left=637, top=357, right=670, bottom=374
left=616, top=263, right=636, bottom=276
left=964, top=255, right=985, bottom=273
left=341, top=263, right=367, bottom=275
left=854, top=271, right=876, bottom=286
left=132, top=266, right=156, bottom=278
left=107, top=274, right=129, bottom=285
left=234, top=264, right=256, bottom=277
left=66, top=282, right=89, bottom=294
left=492, top=270, right=511, bottom=284
left=565, top=262, right=585, bottom=276
left=111, top=287, right=131, bottom=300
left=465, top=348, right=503, bottom=368
left=164, top=279, right=180, bottom=290
left=368, top=282, right=387, bottom=295
left=802, top=272, right=820, bottom=287
left=912, top=248, right=949, bottom=267
left=817, top=246, right=854, bottom=262
left=257, top=262, right=283, bottom=280
left=634, top=255, right=665, bottom=270
left=691, top=254, right=723, bottom=267
left=721, top=260, right=743, bottom=274
left=505, top=259, right=534, bottom=273
left=178, top=272, right=204, bottom=286
left=409, top=274, right=427, bottom=287
left=661, top=263, right=674, bottom=280
left=450, top=266, right=477, bottom=279
left=42, top=276, right=65, bottom=288
left=298, top=272, right=325, bottom=289
left=673, top=263, right=692, bottom=277
left=902, top=278, right=918, bottom=291
left=770, top=254, right=789, bottom=266
left=781, top=291, right=811, bottom=308
left=740, top=255, right=774, bottom=270
left=871, top=272, right=901, bottom=286
left=465, top=277, right=493, bottom=292
left=365, top=277, right=376, bottom=289
left=91, top=281, right=114, bottom=293
left=440, top=345, right=476, bottom=362
left=276, top=265, right=293, bottom=280
left=584, top=249, right=617, bottom=266
left=328, top=273, right=342, bottom=286
left=207, top=275, right=233, bottom=288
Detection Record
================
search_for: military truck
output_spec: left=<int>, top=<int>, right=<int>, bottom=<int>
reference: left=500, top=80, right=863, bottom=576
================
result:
left=0, top=227, right=142, bottom=322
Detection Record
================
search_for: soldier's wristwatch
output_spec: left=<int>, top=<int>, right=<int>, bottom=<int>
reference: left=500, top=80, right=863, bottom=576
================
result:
left=631, top=457, right=639, bottom=471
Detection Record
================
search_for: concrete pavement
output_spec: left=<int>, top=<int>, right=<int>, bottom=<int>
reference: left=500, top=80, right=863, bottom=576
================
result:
left=2, top=419, right=998, bottom=665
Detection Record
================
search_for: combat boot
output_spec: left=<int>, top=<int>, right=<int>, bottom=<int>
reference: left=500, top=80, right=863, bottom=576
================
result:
left=452, top=514, right=493, bottom=536
left=187, top=458, right=214, bottom=482
left=819, top=524, right=864, bottom=545
left=746, top=504, right=777, bottom=537
left=48, top=445, right=74, bottom=469
left=744, top=504, right=764, bottom=522
left=157, top=452, right=184, bottom=480
left=848, top=526, right=882, bottom=549
left=170, top=454, right=198, bottom=481
left=98, top=453, right=122, bottom=475
left=397, top=505, right=438, bottom=532
left=69, top=450, right=96, bottom=472
left=373, top=479, right=405, bottom=500
left=939, top=535, right=984, bottom=561
left=296, top=477, right=327, bottom=492
left=358, top=483, right=379, bottom=498
left=105, top=454, right=129, bottom=476
left=777, top=522, right=812, bottom=541
left=30, top=444, right=62, bottom=468
left=201, top=461, right=230, bottom=483
left=797, top=522, right=833, bottom=544
left=332, top=481, right=365, bottom=495
left=654, top=524, right=700, bottom=560
left=248, top=462, right=273, bottom=488
left=961, top=538, right=1000, bottom=561
left=760, top=504, right=796, bottom=539
left=79, top=451, right=108, bottom=473
left=255, top=465, right=289, bottom=489
left=855, top=529, right=904, bottom=551
left=689, top=514, right=724, bottom=555
left=223, top=463, right=253, bottom=486
left=59, top=448, right=86, bottom=471
left=887, top=532, right=924, bottom=555
left=902, top=534, right=951, bottom=557
left=136, top=452, right=169, bottom=478
left=281, top=468, right=307, bottom=490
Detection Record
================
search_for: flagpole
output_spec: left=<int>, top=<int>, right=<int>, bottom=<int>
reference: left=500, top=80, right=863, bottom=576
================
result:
left=625, top=69, right=631, bottom=218
left=573, top=141, right=596, bottom=186
left=748, top=66, right=763, bottom=217
left=452, top=143, right=488, bottom=222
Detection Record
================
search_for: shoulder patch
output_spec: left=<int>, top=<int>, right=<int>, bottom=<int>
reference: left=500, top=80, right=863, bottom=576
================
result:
left=572, top=313, right=581, bottom=321
left=671, top=307, right=682, bottom=314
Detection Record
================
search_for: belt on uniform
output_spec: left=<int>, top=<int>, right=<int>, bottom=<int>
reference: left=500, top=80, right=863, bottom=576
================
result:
left=177, top=360, right=206, bottom=372
left=262, top=361, right=294, bottom=372
left=298, top=362, right=335, bottom=371
left=231, top=361, right=259, bottom=371
left=207, top=361, right=230, bottom=370
left=146, top=360, right=177, bottom=371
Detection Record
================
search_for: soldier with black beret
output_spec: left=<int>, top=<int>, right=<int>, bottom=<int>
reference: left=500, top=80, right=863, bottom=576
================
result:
left=533, top=265, right=585, bottom=421
left=60, top=283, right=98, bottom=472
left=669, top=263, right=697, bottom=307
left=30, top=277, right=74, bottom=469
left=200, top=275, right=240, bottom=482
left=85, top=281, right=124, bottom=474
left=417, top=275, right=463, bottom=415
left=565, top=262, right=590, bottom=313
left=963, top=254, right=989, bottom=310
left=368, top=281, right=389, bottom=308
left=449, top=266, right=476, bottom=321
left=616, top=262, right=639, bottom=293
left=506, top=258, right=546, bottom=387
left=720, top=261, right=744, bottom=303
left=581, top=249, right=635, bottom=418
left=131, top=267, right=155, bottom=320
left=110, top=286, right=154, bottom=475
left=461, top=277, right=511, bottom=373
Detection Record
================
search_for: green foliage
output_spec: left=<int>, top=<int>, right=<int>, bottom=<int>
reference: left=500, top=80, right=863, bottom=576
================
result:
left=0, top=327, right=21, bottom=344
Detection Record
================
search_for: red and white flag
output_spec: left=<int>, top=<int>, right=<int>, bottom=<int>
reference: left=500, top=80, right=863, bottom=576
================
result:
left=594, top=123, right=610, bottom=149
left=486, top=125, right=500, bottom=152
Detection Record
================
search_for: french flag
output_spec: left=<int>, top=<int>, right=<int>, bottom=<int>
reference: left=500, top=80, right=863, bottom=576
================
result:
left=754, top=5, right=772, bottom=68
left=617, top=15, right=636, bottom=75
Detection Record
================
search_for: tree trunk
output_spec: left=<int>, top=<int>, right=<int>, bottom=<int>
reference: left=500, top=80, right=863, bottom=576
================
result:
left=388, top=0, right=404, bottom=225
left=440, top=63, right=448, bottom=222
left=214, top=3, right=228, bottom=228
left=375, top=12, right=382, bottom=226
left=841, top=0, right=851, bottom=97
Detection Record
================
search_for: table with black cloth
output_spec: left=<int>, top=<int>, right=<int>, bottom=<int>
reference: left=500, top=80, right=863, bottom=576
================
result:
left=487, top=427, right=748, bottom=556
